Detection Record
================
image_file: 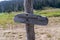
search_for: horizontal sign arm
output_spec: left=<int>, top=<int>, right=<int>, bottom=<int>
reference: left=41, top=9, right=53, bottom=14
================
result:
left=17, top=14, right=47, bottom=20
left=14, top=14, right=48, bottom=25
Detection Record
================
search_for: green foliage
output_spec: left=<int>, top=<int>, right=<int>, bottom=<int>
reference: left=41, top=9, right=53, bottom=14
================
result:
left=1, top=0, right=60, bottom=12
left=34, top=9, right=60, bottom=17
left=0, top=12, right=17, bottom=28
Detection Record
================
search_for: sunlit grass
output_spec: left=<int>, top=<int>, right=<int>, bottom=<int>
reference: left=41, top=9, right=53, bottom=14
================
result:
left=34, top=9, right=60, bottom=17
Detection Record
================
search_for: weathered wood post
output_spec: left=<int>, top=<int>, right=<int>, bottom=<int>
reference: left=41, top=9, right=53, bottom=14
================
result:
left=24, top=0, right=35, bottom=40
left=14, top=0, right=48, bottom=40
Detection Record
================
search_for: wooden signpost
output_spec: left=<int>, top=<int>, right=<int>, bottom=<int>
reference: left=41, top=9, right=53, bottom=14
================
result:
left=14, top=14, right=48, bottom=25
left=14, top=0, right=48, bottom=40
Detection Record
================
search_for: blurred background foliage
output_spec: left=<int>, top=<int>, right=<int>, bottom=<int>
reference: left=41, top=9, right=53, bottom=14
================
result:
left=0, top=0, right=60, bottom=12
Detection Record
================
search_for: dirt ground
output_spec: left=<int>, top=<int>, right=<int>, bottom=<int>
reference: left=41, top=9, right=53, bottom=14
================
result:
left=0, top=17, right=60, bottom=40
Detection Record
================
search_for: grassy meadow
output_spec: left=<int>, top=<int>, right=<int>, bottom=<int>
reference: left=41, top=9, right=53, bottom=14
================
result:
left=34, top=8, right=60, bottom=17
left=0, top=8, right=60, bottom=28
left=0, top=8, right=60, bottom=40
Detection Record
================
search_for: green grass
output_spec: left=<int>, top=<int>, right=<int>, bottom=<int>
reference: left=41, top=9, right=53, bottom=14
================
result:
left=34, top=9, right=60, bottom=17
left=0, top=9, right=60, bottom=28
left=0, top=12, right=21, bottom=28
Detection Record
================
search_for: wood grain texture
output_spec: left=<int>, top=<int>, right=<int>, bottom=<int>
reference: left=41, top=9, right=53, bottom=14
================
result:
left=24, top=0, right=35, bottom=40
left=14, top=14, right=48, bottom=25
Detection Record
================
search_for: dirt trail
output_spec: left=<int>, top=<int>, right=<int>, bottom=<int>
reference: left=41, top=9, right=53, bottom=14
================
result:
left=0, top=17, right=60, bottom=40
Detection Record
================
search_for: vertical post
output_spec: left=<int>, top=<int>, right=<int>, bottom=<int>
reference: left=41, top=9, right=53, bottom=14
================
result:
left=24, top=0, right=33, bottom=14
left=24, top=0, right=35, bottom=40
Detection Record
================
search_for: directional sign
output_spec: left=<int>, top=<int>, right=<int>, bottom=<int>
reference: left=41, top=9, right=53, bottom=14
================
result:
left=14, top=14, right=48, bottom=25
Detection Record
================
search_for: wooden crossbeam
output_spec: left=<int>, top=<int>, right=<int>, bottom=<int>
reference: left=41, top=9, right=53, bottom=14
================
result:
left=14, top=14, right=48, bottom=25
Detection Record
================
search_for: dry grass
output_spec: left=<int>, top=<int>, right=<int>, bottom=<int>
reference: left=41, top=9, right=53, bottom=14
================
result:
left=0, top=17, right=60, bottom=40
left=0, top=9, right=60, bottom=40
